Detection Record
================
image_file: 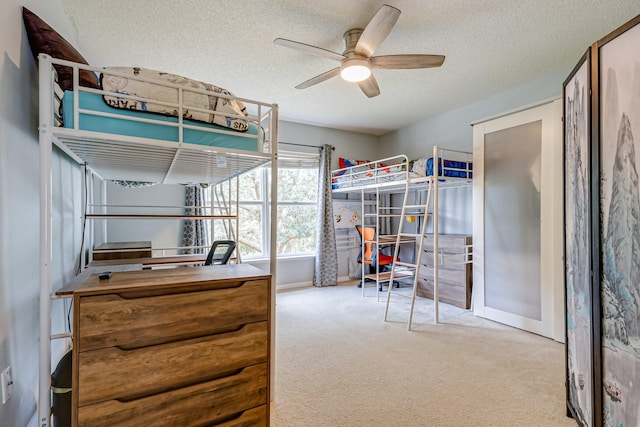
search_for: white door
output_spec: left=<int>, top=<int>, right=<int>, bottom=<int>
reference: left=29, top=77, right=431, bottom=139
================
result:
left=472, top=99, right=564, bottom=341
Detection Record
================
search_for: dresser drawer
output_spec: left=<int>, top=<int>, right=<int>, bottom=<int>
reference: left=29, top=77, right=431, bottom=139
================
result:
left=78, top=279, right=268, bottom=351
left=419, top=266, right=467, bottom=284
left=77, top=364, right=267, bottom=427
left=217, top=405, right=268, bottom=427
left=416, top=277, right=470, bottom=309
left=421, top=252, right=471, bottom=271
left=78, top=322, right=268, bottom=406
left=422, top=234, right=471, bottom=252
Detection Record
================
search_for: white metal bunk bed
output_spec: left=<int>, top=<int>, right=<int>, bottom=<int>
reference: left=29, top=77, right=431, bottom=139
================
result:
left=37, top=54, right=279, bottom=426
left=331, top=146, right=473, bottom=330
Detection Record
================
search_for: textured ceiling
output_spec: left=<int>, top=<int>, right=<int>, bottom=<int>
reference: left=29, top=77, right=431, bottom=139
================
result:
left=61, top=0, right=640, bottom=136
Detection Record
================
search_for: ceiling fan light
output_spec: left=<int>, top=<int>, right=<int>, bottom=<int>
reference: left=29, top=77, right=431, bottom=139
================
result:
left=340, top=58, right=371, bottom=82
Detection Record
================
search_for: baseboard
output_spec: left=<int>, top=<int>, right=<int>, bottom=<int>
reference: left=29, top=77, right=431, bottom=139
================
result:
left=276, top=281, right=313, bottom=292
left=276, top=276, right=358, bottom=292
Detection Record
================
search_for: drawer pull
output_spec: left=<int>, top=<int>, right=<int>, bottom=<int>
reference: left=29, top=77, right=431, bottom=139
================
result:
left=112, top=280, right=251, bottom=299
left=113, top=324, right=246, bottom=351
left=113, top=367, right=246, bottom=403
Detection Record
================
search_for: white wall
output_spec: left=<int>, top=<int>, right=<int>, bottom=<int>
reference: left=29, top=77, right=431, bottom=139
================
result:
left=0, top=2, right=82, bottom=426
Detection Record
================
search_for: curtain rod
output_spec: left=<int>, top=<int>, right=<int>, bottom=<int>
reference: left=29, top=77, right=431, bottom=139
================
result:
left=279, top=141, right=335, bottom=150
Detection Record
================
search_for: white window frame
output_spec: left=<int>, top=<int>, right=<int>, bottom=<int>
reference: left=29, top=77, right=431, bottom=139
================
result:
left=237, top=151, right=319, bottom=260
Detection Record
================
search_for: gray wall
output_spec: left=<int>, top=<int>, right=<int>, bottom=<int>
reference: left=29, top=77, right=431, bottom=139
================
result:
left=99, top=71, right=570, bottom=286
left=379, top=69, right=568, bottom=236
left=379, top=69, right=568, bottom=157
left=278, top=120, right=379, bottom=283
left=0, top=1, right=82, bottom=425
left=102, top=120, right=379, bottom=286
left=280, top=120, right=380, bottom=169
left=0, top=2, right=580, bottom=423
left=103, top=182, right=185, bottom=252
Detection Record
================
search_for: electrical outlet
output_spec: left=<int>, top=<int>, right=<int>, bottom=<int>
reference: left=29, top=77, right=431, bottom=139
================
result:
left=1, top=366, right=13, bottom=404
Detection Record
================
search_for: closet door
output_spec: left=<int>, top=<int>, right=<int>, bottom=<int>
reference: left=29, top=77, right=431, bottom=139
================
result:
left=472, top=99, right=564, bottom=340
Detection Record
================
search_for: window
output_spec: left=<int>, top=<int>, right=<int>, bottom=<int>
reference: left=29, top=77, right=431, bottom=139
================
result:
left=224, top=150, right=319, bottom=259
left=277, top=167, right=318, bottom=254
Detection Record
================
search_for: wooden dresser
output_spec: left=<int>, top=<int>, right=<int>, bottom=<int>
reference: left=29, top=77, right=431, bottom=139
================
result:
left=417, top=234, right=472, bottom=309
left=70, top=264, right=271, bottom=427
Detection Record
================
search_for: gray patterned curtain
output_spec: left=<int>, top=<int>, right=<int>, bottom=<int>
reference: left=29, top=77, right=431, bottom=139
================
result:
left=314, top=144, right=338, bottom=287
left=182, top=185, right=209, bottom=254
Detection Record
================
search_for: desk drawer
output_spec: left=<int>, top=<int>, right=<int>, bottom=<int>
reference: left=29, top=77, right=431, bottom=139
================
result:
left=78, top=279, right=268, bottom=351
left=78, top=322, right=268, bottom=406
left=78, top=364, right=267, bottom=427
left=92, top=241, right=152, bottom=261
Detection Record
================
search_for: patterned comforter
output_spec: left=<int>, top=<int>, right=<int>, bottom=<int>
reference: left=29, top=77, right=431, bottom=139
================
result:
left=100, top=67, right=249, bottom=132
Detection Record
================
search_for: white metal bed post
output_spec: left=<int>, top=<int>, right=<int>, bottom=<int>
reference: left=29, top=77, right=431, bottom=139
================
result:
left=269, top=105, right=278, bottom=293
left=433, top=145, right=440, bottom=324
left=38, top=53, right=53, bottom=427
left=360, top=189, right=364, bottom=295
left=99, top=178, right=107, bottom=256
left=269, top=104, right=278, bottom=400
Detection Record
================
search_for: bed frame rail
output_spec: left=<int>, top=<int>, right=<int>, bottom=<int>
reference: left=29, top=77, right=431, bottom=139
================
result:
left=39, top=54, right=278, bottom=185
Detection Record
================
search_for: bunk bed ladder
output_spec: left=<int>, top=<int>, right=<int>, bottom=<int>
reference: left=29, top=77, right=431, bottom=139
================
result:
left=383, top=176, right=434, bottom=331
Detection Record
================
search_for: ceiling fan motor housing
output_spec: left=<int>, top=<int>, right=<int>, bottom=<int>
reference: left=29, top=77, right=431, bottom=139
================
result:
left=342, top=28, right=364, bottom=53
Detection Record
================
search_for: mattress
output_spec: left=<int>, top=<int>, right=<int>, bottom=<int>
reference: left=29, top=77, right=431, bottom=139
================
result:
left=61, top=91, right=260, bottom=151
left=332, top=156, right=472, bottom=190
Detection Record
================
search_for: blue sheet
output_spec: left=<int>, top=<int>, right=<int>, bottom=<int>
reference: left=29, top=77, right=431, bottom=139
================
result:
left=61, top=91, right=260, bottom=151
left=426, top=157, right=472, bottom=179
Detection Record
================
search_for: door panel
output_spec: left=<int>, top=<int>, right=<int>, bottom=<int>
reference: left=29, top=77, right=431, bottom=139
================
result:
left=472, top=99, right=564, bottom=340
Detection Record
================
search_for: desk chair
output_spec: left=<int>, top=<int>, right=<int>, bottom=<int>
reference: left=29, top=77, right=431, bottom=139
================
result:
left=204, top=240, right=236, bottom=265
left=355, top=225, right=398, bottom=291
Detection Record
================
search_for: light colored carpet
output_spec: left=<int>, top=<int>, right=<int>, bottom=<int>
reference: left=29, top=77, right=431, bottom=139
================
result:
left=270, top=282, right=576, bottom=427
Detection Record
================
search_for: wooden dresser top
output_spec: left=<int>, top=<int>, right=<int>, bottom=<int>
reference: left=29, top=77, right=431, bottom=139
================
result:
left=69, top=264, right=270, bottom=296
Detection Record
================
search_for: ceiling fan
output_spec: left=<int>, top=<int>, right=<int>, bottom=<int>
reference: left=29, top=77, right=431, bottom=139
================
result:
left=273, top=4, right=445, bottom=98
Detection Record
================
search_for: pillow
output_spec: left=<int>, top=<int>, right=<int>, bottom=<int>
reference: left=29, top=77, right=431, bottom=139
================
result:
left=22, top=7, right=99, bottom=91
left=338, top=157, right=395, bottom=170
left=339, top=157, right=371, bottom=169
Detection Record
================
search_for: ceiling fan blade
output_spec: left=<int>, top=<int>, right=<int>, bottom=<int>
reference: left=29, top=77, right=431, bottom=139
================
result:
left=355, top=4, right=401, bottom=57
left=358, top=74, right=381, bottom=98
left=274, top=38, right=345, bottom=62
left=295, top=68, right=341, bottom=89
left=371, top=54, right=445, bottom=69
